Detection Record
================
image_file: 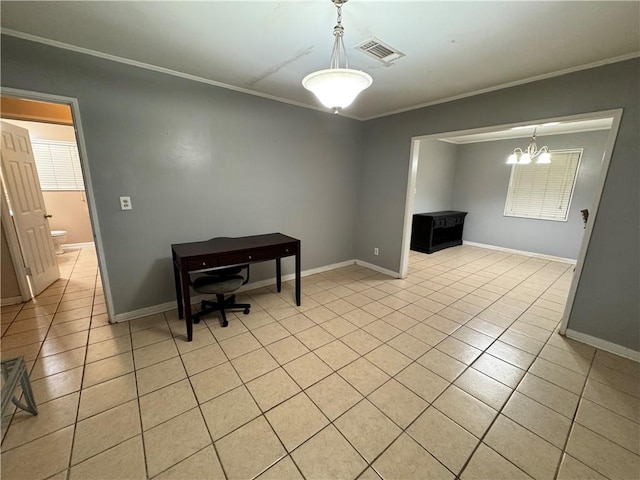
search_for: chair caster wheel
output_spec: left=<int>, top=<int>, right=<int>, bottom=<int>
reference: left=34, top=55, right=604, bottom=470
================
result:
left=193, top=317, right=201, bottom=324
left=222, top=319, right=228, bottom=327
left=243, top=308, right=250, bottom=315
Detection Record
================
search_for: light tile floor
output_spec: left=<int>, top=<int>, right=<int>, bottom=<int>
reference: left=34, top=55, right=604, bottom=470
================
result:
left=1, top=245, right=639, bottom=480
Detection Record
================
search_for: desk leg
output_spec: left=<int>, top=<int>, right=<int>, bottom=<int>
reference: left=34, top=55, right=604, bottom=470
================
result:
left=174, top=263, right=184, bottom=319
left=181, top=268, right=193, bottom=342
left=276, top=258, right=282, bottom=292
left=295, top=246, right=301, bottom=306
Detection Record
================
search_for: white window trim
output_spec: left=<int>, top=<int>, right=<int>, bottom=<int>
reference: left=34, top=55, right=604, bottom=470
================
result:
left=504, top=148, right=583, bottom=222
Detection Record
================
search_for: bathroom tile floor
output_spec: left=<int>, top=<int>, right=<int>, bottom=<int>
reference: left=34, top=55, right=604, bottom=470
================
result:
left=1, top=245, right=639, bottom=479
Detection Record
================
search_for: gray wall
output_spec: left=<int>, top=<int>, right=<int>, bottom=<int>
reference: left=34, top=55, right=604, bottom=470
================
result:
left=452, top=130, right=609, bottom=260
left=413, top=139, right=458, bottom=214
left=2, top=36, right=638, bottom=352
left=0, top=35, right=363, bottom=315
left=358, top=59, right=639, bottom=351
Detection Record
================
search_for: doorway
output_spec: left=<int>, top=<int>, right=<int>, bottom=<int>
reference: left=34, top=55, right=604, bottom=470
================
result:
left=400, top=110, right=623, bottom=335
left=0, top=90, right=113, bottom=321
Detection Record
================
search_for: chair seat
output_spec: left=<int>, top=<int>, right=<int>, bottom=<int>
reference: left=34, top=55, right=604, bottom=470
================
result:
left=192, top=274, right=244, bottom=294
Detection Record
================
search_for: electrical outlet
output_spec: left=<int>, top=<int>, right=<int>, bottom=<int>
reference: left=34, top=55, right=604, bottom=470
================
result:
left=120, top=196, right=132, bottom=210
left=374, top=247, right=379, bottom=255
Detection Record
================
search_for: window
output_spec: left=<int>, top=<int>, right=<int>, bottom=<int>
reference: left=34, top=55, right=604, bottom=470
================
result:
left=31, top=139, right=84, bottom=191
left=504, top=149, right=582, bottom=222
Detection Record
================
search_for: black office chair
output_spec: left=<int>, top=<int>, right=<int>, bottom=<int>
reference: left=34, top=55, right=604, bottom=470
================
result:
left=191, top=265, right=251, bottom=327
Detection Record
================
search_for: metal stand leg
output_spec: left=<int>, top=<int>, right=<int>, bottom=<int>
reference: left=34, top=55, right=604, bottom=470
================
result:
left=2, top=357, right=38, bottom=417
left=16, top=370, right=38, bottom=415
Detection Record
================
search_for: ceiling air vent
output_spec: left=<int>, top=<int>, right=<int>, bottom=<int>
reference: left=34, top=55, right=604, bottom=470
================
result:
left=355, top=37, right=405, bottom=64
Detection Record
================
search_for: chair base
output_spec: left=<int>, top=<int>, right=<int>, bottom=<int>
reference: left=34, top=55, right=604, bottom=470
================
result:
left=192, top=294, right=250, bottom=327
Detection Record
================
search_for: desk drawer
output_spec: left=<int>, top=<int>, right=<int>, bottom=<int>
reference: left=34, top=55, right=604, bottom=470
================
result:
left=273, top=243, right=297, bottom=257
left=219, top=244, right=297, bottom=265
left=187, top=257, right=218, bottom=270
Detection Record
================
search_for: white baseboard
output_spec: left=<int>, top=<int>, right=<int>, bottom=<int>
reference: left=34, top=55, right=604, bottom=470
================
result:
left=565, top=328, right=640, bottom=362
left=113, top=259, right=358, bottom=323
left=463, top=241, right=576, bottom=264
left=355, top=259, right=400, bottom=278
left=62, top=242, right=95, bottom=250
left=1, top=296, right=23, bottom=306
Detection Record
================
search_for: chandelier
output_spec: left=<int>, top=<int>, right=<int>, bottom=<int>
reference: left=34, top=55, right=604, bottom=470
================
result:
left=507, top=127, right=551, bottom=165
left=302, top=0, right=373, bottom=114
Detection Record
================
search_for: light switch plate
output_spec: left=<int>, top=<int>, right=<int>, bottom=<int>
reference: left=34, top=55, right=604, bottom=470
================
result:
left=120, top=196, right=132, bottom=210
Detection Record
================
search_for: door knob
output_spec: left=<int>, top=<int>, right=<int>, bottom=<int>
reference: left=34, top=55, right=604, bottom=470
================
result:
left=44, top=214, right=53, bottom=218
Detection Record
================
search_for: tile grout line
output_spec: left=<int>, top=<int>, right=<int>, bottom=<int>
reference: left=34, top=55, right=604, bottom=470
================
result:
left=552, top=351, right=598, bottom=480
left=454, top=277, right=575, bottom=478
left=387, top=254, right=573, bottom=477
left=5, top=250, right=91, bottom=477
left=175, top=310, right=235, bottom=480
left=3, top=246, right=636, bottom=480
left=0, top=250, right=77, bottom=447
left=0, top=255, right=544, bottom=436
left=214, top=309, right=310, bottom=480
left=112, top=258, right=628, bottom=476
left=246, top=253, right=569, bottom=479
left=129, top=312, right=152, bottom=479
left=62, top=250, right=101, bottom=480
left=61, top=258, right=88, bottom=480
left=185, top=287, right=380, bottom=479
left=191, top=251, right=567, bottom=479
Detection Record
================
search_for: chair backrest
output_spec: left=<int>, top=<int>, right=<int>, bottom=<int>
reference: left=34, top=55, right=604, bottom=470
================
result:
left=191, top=263, right=250, bottom=292
left=205, top=265, right=245, bottom=277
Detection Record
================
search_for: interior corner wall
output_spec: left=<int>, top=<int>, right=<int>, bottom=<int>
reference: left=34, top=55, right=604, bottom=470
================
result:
left=0, top=35, right=364, bottom=315
left=358, top=58, right=639, bottom=351
left=452, top=130, right=609, bottom=260
left=413, top=140, right=458, bottom=214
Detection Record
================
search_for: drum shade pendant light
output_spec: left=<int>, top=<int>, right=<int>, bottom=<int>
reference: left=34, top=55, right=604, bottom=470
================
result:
left=507, top=127, right=551, bottom=165
left=302, top=0, right=372, bottom=114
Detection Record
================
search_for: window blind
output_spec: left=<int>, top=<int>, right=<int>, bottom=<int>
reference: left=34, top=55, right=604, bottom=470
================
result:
left=504, top=150, right=582, bottom=222
left=31, top=139, right=84, bottom=191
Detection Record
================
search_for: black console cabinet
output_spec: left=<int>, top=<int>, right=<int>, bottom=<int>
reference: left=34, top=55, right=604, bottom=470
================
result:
left=411, top=211, right=467, bottom=254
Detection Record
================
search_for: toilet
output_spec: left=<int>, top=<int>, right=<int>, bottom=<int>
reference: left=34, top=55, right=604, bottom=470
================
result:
left=50, top=230, right=68, bottom=254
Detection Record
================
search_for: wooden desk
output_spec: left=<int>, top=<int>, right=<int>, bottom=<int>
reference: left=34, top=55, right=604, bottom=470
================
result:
left=172, top=233, right=301, bottom=341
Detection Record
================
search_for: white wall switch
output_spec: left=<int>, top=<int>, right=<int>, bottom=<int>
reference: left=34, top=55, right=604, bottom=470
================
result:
left=120, top=196, right=132, bottom=210
left=374, top=247, right=379, bottom=255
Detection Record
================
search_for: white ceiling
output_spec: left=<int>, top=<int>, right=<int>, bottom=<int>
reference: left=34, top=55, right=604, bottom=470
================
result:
left=1, top=1, right=639, bottom=120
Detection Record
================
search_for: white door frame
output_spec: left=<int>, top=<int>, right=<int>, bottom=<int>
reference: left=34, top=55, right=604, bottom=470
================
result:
left=399, top=109, right=623, bottom=334
left=2, top=87, right=115, bottom=322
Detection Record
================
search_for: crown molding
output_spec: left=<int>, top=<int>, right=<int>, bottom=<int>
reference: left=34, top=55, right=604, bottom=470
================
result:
left=0, top=29, right=364, bottom=121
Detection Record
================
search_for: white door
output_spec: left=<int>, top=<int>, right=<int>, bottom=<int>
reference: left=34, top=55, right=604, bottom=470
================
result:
left=1, top=121, right=60, bottom=295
